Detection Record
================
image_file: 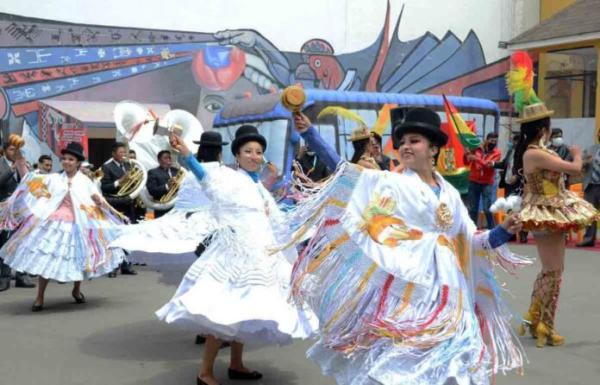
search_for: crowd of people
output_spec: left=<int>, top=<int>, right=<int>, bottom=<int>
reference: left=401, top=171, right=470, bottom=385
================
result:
left=0, top=50, right=598, bottom=385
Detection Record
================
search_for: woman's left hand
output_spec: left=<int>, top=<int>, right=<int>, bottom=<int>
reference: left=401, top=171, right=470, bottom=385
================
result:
left=501, top=213, right=522, bottom=234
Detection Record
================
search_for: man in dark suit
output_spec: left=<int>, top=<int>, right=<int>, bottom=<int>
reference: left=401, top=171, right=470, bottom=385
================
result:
left=100, top=142, right=137, bottom=276
left=295, top=144, right=330, bottom=182
left=0, top=141, right=36, bottom=291
left=146, top=150, right=179, bottom=218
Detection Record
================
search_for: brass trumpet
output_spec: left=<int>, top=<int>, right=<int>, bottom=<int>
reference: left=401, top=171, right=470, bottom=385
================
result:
left=159, top=167, right=186, bottom=204
left=113, top=159, right=147, bottom=199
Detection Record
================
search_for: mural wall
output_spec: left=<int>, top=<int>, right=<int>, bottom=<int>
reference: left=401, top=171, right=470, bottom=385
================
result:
left=0, top=1, right=527, bottom=160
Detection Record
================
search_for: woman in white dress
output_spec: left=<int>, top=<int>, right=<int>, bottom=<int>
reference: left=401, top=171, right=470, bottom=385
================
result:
left=162, top=126, right=315, bottom=385
left=110, top=132, right=229, bottom=267
left=0, top=142, right=125, bottom=311
left=286, top=109, right=529, bottom=385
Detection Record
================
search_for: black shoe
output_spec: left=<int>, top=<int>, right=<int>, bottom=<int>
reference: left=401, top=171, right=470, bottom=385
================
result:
left=31, top=302, right=43, bottom=312
left=72, top=292, right=86, bottom=304
left=0, top=278, right=9, bottom=292
left=228, top=368, right=263, bottom=380
left=15, top=274, right=36, bottom=288
left=576, top=240, right=595, bottom=247
left=108, top=270, right=117, bottom=278
left=195, top=335, right=206, bottom=345
left=120, top=264, right=137, bottom=275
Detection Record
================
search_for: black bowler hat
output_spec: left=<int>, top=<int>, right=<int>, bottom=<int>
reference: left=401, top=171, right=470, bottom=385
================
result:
left=61, top=142, right=85, bottom=161
left=392, top=107, right=448, bottom=147
left=193, top=131, right=229, bottom=147
left=231, top=125, right=267, bottom=155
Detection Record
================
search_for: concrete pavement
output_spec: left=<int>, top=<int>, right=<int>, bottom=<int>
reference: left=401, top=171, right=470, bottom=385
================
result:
left=0, top=244, right=598, bottom=385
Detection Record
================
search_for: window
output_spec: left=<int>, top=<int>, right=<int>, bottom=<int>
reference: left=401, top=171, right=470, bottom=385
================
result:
left=543, top=47, right=597, bottom=118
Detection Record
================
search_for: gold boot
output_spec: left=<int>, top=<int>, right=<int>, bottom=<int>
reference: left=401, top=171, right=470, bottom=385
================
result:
left=535, top=322, right=564, bottom=347
left=519, top=273, right=544, bottom=338
left=518, top=299, right=540, bottom=338
left=535, top=270, right=564, bottom=348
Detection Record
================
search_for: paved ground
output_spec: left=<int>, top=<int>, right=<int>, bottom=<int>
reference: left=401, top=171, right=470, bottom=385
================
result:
left=0, top=244, right=598, bottom=385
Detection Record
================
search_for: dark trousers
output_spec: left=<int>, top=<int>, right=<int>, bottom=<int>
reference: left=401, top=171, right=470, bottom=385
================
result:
left=0, top=230, right=28, bottom=283
left=0, top=231, right=11, bottom=280
left=467, top=181, right=495, bottom=229
left=582, top=184, right=600, bottom=242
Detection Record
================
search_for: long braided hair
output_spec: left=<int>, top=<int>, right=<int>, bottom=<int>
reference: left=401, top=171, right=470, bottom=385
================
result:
left=512, top=117, right=550, bottom=184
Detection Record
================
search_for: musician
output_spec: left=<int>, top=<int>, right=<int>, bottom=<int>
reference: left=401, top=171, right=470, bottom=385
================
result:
left=37, top=155, right=53, bottom=174
left=146, top=150, right=179, bottom=218
left=100, top=142, right=137, bottom=276
left=0, top=139, right=36, bottom=291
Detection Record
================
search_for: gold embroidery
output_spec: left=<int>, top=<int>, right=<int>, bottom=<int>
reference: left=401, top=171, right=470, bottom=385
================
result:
left=435, top=203, right=453, bottom=231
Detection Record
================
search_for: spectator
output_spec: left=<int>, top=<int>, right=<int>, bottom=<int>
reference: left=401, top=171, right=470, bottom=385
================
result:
left=549, top=128, right=572, bottom=161
left=295, top=144, right=330, bottom=182
left=495, top=132, right=520, bottom=196
left=369, top=132, right=398, bottom=171
left=549, top=128, right=573, bottom=188
left=494, top=132, right=528, bottom=242
left=577, top=132, right=600, bottom=247
left=128, top=149, right=137, bottom=160
left=37, top=155, right=53, bottom=174
left=465, top=132, right=501, bottom=229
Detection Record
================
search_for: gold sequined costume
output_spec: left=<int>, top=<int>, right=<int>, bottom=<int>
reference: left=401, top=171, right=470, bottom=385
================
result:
left=519, top=146, right=599, bottom=232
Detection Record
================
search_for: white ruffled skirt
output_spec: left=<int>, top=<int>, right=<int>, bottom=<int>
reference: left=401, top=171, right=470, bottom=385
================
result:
left=156, top=227, right=317, bottom=345
left=110, top=208, right=216, bottom=265
left=0, top=216, right=124, bottom=282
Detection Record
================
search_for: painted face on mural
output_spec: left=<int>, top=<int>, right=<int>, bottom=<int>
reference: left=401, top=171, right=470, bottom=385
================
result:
left=196, top=77, right=259, bottom=130
left=236, top=141, right=264, bottom=173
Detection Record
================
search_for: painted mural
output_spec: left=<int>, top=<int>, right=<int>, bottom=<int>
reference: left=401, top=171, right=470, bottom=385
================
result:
left=0, top=2, right=511, bottom=160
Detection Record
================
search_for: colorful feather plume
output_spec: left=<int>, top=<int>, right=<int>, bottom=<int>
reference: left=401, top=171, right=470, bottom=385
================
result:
left=317, top=106, right=367, bottom=127
left=506, top=51, right=542, bottom=114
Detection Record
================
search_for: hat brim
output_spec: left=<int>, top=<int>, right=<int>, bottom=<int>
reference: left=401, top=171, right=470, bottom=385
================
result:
left=350, top=133, right=371, bottom=142
left=516, top=110, right=554, bottom=123
left=61, top=149, right=85, bottom=161
left=231, top=134, right=267, bottom=155
left=394, top=121, right=448, bottom=147
left=193, top=140, right=229, bottom=146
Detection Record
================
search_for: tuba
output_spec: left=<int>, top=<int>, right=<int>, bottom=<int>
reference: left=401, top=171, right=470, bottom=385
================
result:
left=158, top=109, right=203, bottom=151
left=139, top=166, right=187, bottom=211
left=111, top=158, right=147, bottom=200
left=114, top=101, right=157, bottom=142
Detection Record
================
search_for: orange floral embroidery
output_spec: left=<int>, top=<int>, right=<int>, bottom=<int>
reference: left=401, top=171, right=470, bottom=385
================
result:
left=26, top=178, right=51, bottom=199
left=361, top=194, right=422, bottom=246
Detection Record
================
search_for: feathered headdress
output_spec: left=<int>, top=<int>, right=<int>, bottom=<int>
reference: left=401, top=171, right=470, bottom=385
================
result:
left=506, top=51, right=553, bottom=123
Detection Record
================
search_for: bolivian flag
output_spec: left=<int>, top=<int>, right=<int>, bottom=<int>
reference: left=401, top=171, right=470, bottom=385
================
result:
left=436, top=95, right=481, bottom=194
